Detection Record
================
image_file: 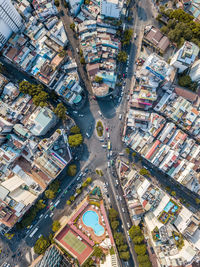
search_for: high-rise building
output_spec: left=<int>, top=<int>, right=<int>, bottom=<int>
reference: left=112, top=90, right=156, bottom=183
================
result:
left=0, top=0, right=23, bottom=48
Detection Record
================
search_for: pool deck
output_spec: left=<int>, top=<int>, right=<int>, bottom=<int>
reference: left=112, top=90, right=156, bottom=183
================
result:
left=78, top=205, right=106, bottom=244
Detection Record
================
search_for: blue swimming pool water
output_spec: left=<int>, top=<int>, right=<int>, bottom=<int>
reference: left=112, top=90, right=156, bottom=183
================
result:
left=164, top=201, right=174, bottom=213
left=82, top=210, right=105, bottom=236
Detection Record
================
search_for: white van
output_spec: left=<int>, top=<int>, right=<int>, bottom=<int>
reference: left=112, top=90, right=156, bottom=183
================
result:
left=107, top=132, right=110, bottom=139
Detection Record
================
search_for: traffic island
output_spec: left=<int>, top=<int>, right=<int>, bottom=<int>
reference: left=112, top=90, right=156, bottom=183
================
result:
left=96, top=120, right=104, bottom=137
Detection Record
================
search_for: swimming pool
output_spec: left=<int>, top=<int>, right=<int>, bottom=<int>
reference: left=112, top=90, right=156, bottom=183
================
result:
left=164, top=201, right=178, bottom=213
left=82, top=210, right=105, bottom=236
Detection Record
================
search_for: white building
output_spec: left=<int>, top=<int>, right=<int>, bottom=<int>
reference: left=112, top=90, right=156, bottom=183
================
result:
left=100, top=0, right=121, bottom=19
left=189, top=59, right=200, bottom=82
left=0, top=0, right=23, bottom=48
left=170, top=41, right=199, bottom=73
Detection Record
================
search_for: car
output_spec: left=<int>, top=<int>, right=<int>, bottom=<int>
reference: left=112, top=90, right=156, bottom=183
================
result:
left=38, top=234, right=42, bottom=238
left=86, top=132, right=90, bottom=138
left=106, top=127, right=109, bottom=131
left=102, top=145, right=107, bottom=148
left=107, top=161, right=110, bottom=168
left=122, top=208, right=125, bottom=212
left=39, top=214, right=43, bottom=219
left=50, top=213, right=54, bottom=218
left=116, top=195, right=119, bottom=200
left=127, top=230, right=129, bottom=236
left=77, top=175, right=81, bottom=181
left=44, top=214, right=49, bottom=219
left=115, top=179, right=119, bottom=185
left=99, top=138, right=104, bottom=142
left=106, top=182, right=109, bottom=186
left=79, top=114, right=84, bottom=117
left=127, top=95, right=130, bottom=101
left=107, top=132, right=110, bottom=138
left=73, top=111, right=78, bottom=114
left=118, top=97, right=122, bottom=103
left=127, top=222, right=130, bottom=228
left=119, top=114, right=122, bottom=120
left=119, top=196, right=122, bottom=201
left=107, top=153, right=110, bottom=159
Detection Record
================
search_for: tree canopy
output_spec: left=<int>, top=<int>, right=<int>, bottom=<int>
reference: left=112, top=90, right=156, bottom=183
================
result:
left=118, top=51, right=128, bottom=62
left=95, top=76, right=103, bottom=83
left=34, top=235, right=50, bottom=254
left=68, top=134, right=83, bottom=147
left=67, top=164, right=77, bottom=176
left=70, top=125, right=80, bottom=134
left=53, top=103, right=66, bottom=120
left=52, top=220, right=61, bottom=232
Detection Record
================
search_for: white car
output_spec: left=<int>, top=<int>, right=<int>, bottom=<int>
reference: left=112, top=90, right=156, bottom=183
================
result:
left=86, top=132, right=90, bottom=138
left=127, top=222, right=130, bottom=228
left=50, top=213, right=54, bottom=218
left=98, top=111, right=102, bottom=116
left=122, top=208, right=125, bottom=213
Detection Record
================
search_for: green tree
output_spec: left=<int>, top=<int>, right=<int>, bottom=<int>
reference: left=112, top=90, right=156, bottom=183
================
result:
left=54, top=0, right=60, bottom=7
left=118, top=51, right=128, bottom=62
left=58, top=50, right=67, bottom=58
left=109, top=208, right=119, bottom=221
left=19, top=81, right=33, bottom=95
left=178, top=75, right=192, bottom=88
left=76, top=188, right=82, bottom=194
left=36, top=200, right=46, bottom=210
left=67, top=164, right=77, bottom=176
left=33, top=91, right=48, bottom=107
left=132, top=152, right=136, bottom=157
left=68, top=134, right=83, bottom=147
left=111, top=220, right=119, bottom=231
left=70, top=195, right=75, bottom=201
left=125, top=148, right=130, bottom=154
left=80, top=57, right=86, bottom=64
left=84, top=0, right=90, bottom=4
left=118, top=244, right=128, bottom=252
left=119, top=251, right=130, bottom=260
left=34, top=235, right=50, bottom=254
left=195, top=198, right=200, bottom=204
left=139, top=262, right=152, bottom=267
left=93, top=247, right=104, bottom=258
left=49, top=180, right=60, bottom=193
left=70, top=23, right=75, bottom=31
left=114, top=232, right=125, bottom=246
left=129, top=225, right=142, bottom=239
left=134, top=244, right=147, bottom=255
left=54, top=103, right=66, bottom=120
left=138, top=254, right=151, bottom=264
left=45, top=190, right=55, bottom=199
left=171, top=191, right=176, bottom=196
left=139, top=168, right=150, bottom=176
left=132, top=235, right=144, bottom=244
left=52, top=220, right=61, bottom=232
left=70, top=125, right=80, bottom=134
left=94, top=76, right=103, bottom=83
left=66, top=200, right=71, bottom=205
left=86, top=177, right=92, bottom=184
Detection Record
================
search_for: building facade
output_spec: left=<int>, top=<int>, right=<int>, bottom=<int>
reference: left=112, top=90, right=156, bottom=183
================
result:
left=0, top=0, right=23, bottom=48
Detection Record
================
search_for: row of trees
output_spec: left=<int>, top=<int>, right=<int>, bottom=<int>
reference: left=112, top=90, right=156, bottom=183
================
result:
left=68, top=126, right=83, bottom=147
left=159, top=7, right=200, bottom=48
left=44, top=180, right=60, bottom=200
left=66, top=177, right=92, bottom=205
left=129, top=225, right=152, bottom=267
left=19, top=81, right=67, bottom=120
left=34, top=220, right=61, bottom=254
left=109, top=208, right=130, bottom=261
left=17, top=198, right=46, bottom=229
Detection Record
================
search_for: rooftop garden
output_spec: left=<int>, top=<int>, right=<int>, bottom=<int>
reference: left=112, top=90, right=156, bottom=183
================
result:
left=158, top=199, right=181, bottom=224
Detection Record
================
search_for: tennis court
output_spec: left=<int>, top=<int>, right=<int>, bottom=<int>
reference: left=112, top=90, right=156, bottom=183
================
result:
left=62, top=230, right=86, bottom=254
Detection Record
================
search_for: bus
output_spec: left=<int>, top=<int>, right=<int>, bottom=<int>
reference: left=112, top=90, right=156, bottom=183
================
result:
left=107, top=141, right=111, bottom=150
left=29, top=227, right=38, bottom=238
